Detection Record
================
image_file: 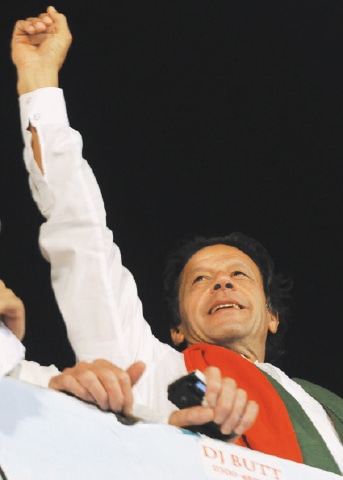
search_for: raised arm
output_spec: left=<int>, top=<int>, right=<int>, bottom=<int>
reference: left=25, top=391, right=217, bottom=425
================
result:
left=11, top=6, right=72, bottom=172
left=11, top=7, right=168, bottom=369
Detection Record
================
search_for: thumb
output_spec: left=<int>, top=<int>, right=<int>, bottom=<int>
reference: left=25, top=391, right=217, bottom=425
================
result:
left=46, top=5, right=59, bottom=18
left=126, top=361, right=146, bottom=386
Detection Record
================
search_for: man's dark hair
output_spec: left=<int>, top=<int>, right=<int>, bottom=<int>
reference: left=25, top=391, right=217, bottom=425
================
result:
left=163, top=232, right=292, bottom=364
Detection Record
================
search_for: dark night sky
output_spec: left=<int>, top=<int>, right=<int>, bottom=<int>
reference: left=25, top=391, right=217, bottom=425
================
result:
left=0, top=1, right=342, bottom=397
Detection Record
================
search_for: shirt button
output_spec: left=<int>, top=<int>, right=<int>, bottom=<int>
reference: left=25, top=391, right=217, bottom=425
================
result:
left=33, top=113, right=41, bottom=121
left=26, top=97, right=32, bottom=105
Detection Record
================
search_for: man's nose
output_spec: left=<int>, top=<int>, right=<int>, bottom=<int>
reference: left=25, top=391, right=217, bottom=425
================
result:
left=213, top=282, right=233, bottom=290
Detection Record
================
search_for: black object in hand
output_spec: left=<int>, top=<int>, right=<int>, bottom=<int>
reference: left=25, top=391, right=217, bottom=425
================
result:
left=168, top=370, right=237, bottom=441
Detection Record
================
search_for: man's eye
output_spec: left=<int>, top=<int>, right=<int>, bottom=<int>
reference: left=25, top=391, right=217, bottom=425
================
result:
left=233, top=271, right=246, bottom=277
left=192, top=275, right=206, bottom=284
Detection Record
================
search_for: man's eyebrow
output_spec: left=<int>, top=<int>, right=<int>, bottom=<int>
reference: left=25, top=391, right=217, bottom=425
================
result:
left=189, top=259, right=255, bottom=274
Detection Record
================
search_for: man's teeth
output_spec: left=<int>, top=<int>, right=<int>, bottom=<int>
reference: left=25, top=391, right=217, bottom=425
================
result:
left=210, top=304, right=241, bottom=314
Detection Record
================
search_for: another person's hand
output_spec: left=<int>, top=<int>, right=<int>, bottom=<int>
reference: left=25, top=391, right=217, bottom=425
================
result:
left=168, top=366, right=259, bottom=443
left=0, top=279, right=25, bottom=340
left=49, top=359, right=146, bottom=416
left=11, top=6, right=72, bottom=95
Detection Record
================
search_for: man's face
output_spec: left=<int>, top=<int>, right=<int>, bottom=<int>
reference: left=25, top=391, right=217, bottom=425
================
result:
left=172, top=244, right=279, bottom=361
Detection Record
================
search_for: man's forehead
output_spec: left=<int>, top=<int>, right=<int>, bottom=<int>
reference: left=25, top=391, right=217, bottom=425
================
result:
left=182, top=244, right=260, bottom=274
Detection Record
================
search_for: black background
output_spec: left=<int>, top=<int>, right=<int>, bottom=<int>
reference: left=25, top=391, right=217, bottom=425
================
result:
left=0, top=1, right=342, bottom=396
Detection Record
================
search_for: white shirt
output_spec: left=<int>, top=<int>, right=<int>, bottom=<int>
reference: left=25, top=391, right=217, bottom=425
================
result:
left=0, top=320, right=25, bottom=378
left=19, top=87, right=187, bottom=416
left=18, top=87, right=343, bottom=469
left=1, top=320, right=59, bottom=388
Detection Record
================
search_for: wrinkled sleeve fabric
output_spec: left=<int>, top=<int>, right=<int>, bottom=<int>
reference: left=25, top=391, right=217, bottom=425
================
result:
left=8, top=360, right=60, bottom=388
left=19, top=87, right=173, bottom=369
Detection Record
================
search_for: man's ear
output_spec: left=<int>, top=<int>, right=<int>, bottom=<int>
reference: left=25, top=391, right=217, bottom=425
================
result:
left=268, top=312, right=279, bottom=334
left=170, top=325, right=185, bottom=346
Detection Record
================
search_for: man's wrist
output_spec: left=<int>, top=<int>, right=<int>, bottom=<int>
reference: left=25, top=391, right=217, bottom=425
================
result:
left=16, top=68, right=58, bottom=95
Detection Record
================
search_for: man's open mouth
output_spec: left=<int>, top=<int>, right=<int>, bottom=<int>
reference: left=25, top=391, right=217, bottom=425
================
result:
left=209, top=303, right=242, bottom=314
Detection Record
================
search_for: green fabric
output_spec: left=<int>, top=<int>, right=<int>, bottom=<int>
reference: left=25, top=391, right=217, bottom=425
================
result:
left=293, top=378, right=343, bottom=443
left=262, top=372, right=342, bottom=475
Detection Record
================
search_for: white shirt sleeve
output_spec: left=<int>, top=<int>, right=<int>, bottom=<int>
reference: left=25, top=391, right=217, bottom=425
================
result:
left=19, top=87, right=173, bottom=370
left=0, top=306, right=59, bottom=389
left=8, top=360, right=60, bottom=388
left=0, top=321, right=25, bottom=378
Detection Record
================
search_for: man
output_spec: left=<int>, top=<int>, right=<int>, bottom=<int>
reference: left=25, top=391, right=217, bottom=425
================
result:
left=11, top=7, right=343, bottom=474
left=11, top=6, right=258, bottom=439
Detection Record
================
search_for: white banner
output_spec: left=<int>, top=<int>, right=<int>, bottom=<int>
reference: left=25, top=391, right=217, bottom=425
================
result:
left=0, top=376, right=341, bottom=480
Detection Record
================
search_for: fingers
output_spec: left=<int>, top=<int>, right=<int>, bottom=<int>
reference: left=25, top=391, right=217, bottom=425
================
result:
left=49, top=360, right=126, bottom=412
left=92, top=359, right=135, bottom=414
left=13, top=12, right=53, bottom=38
left=212, top=378, right=248, bottom=434
left=169, top=405, right=214, bottom=428
left=49, top=368, right=98, bottom=405
left=15, top=6, right=61, bottom=34
left=214, top=388, right=259, bottom=437
left=49, top=360, right=146, bottom=416
left=168, top=367, right=259, bottom=443
left=202, top=366, right=223, bottom=407
left=21, top=15, right=53, bottom=35
left=231, top=400, right=259, bottom=437
left=203, top=366, right=259, bottom=440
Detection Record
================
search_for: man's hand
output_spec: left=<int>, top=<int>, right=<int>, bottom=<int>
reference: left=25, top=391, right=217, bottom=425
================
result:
left=0, top=280, right=25, bottom=340
left=11, top=6, right=72, bottom=95
left=49, top=359, right=146, bottom=416
left=168, top=366, right=259, bottom=443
